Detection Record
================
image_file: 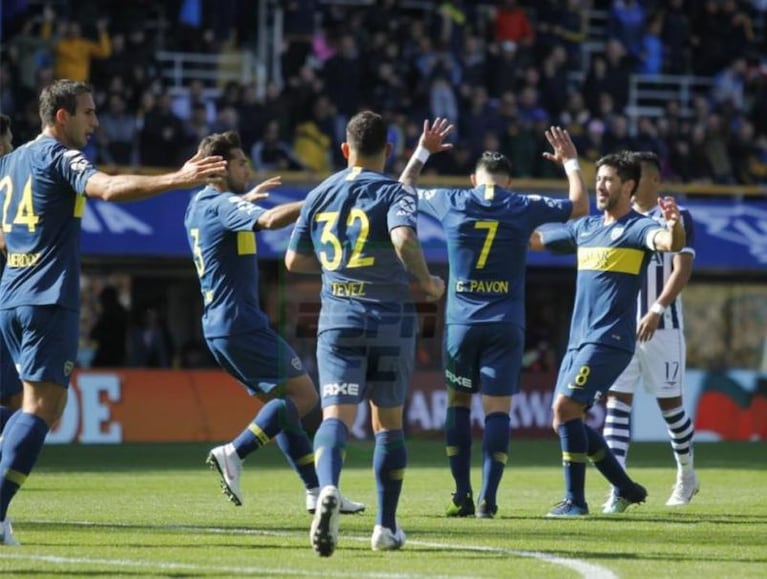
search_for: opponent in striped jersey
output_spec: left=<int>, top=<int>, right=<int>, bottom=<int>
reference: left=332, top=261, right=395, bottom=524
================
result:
left=413, top=128, right=588, bottom=519
left=0, top=79, right=227, bottom=546
left=603, top=151, right=699, bottom=513
left=530, top=151, right=686, bottom=517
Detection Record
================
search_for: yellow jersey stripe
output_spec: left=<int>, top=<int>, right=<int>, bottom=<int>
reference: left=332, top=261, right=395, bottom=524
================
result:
left=237, top=231, right=257, bottom=255
left=577, top=246, right=645, bottom=275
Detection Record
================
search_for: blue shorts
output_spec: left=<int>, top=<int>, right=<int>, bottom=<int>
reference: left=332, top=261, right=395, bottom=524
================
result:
left=444, top=323, right=524, bottom=396
left=0, top=306, right=78, bottom=388
left=206, top=327, right=305, bottom=395
left=555, top=344, right=634, bottom=406
left=0, top=335, right=22, bottom=400
left=317, top=323, right=415, bottom=409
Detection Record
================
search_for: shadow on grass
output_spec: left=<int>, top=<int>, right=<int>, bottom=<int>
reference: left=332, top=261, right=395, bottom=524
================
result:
left=36, top=440, right=767, bottom=473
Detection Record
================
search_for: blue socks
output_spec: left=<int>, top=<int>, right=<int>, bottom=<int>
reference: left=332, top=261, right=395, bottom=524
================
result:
left=232, top=398, right=300, bottom=459
left=445, top=405, right=472, bottom=497
left=275, top=429, right=319, bottom=490
left=585, top=423, right=633, bottom=490
left=0, top=412, right=49, bottom=520
left=0, top=407, right=15, bottom=433
left=558, top=418, right=588, bottom=507
left=373, top=429, right=406, bottom=531
left=313, top=418, right=348, bottom=488
left=478, top=412, right=509, bottom=508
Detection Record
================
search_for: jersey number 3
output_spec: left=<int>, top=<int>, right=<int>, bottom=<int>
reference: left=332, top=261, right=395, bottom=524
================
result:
left=315, top=209, right=375, bottom=271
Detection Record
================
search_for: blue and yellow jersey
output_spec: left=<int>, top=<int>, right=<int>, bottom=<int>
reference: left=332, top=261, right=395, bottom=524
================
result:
left=0, top=135, right=97, bottom=311
left=419, top=185, right=572, bottom=325
left=543, top=210, right=663, bottom=352
left=288, top=167, right=417, bottom=332
left=184, top=186, right=269, bottom=338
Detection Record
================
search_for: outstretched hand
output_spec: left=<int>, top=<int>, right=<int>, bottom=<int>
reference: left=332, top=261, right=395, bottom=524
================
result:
left=542, top=126, right=577, bottom=165
left=658, top=196, right=680, bottom=228
left=178, top=150, right=228, bottom=185
left=244, top=175, right=282, bottom=202
left=419, top=117, right=455, bottom=155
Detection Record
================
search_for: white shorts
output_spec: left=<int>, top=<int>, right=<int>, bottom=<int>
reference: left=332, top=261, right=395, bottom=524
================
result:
left=609, top=329, right=686, bottom=398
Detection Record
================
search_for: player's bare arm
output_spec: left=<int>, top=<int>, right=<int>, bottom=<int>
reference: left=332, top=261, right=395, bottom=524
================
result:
left=541, top=126, right=588, bottom=219
left=528, top=230, right=545, bottom=251
left=390, top=225, right=445, bottom=302
left=86, top=150, right=227, bottom=202
left=652, top=196, right=686, bottom=252
left=637, top=251, right=693, bottom=342
left=285, top=248, right=321, bottom=273
left=257, top=201, right=304, bottom=230
left=398, top=117, right=454, bottom=188
left=243, top=175, right=282, bottom=203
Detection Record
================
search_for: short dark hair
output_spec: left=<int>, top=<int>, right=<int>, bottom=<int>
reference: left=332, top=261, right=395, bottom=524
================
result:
left=475, top=151, right=513, bottom=177
left=595, top=151, right=641, bottom=195
left=0, top=113, right=10, bottom=137
left=346, top=111, right=387, bottom=157
left=39, top=79, right=93, bottom=127
left=198, top=130, right=242, bottom=160
left=632, top=150, right=661, bottom=174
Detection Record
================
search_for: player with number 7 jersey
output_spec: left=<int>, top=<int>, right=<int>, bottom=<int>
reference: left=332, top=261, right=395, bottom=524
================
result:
left=409, top=127, right=588, bottom=519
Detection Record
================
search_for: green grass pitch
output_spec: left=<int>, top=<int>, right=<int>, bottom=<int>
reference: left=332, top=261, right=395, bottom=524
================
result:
left=0, top=439, right=765, bottom=577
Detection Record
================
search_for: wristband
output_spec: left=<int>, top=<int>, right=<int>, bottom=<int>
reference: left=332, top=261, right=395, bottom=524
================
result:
left=563, top=158, right=580, bottom=174
left=414, top=145, right=430, bottom=164
left=650, top=302, right=666, bottom=315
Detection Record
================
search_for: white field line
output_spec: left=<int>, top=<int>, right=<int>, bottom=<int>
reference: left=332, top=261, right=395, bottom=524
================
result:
left=0, top=520, right=618, bottom=579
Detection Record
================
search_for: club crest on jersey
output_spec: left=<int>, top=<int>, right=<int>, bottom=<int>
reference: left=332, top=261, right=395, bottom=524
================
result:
left=396, top=195, right=416, bottom=216
left=63, top=150, right=92, bottom=173
left=610, top=226, right=625, bottom=240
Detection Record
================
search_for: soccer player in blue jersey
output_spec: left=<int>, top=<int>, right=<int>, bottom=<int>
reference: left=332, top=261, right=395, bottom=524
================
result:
left=411, top=127, right=589, bottom=519
left=0, top=114, right=23, bottom=438
left=602, top=151, right=698, bottom=512
left=530, top=151, right=686, bottom=516
left=285, top=112, right=448, bottom=556
left=0, top=79, right=228, bottom=546
left=183, top=130, right=363, bottom=515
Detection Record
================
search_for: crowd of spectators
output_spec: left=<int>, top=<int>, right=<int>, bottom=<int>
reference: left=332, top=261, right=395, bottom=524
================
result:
left=2, top=0, right=767, bottom=185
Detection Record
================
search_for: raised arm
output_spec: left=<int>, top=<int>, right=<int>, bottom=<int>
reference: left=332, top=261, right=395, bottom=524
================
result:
left=398, top=117, right=454, bottom=188
left=652, top=196, right=686, bottom=252
left=541, top=126, right=589, bottom=219
left=241, top=176, right=305, bottom=230
left=390, top=225, right=445, bottom=302
left=85, top=150, right=227, bottom=202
